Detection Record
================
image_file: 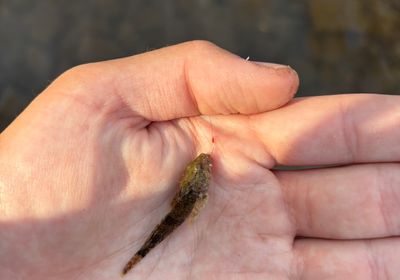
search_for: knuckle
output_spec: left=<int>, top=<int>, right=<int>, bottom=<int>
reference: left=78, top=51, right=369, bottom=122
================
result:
left=183, top=40, right=219, bottom=56
left=54, top=62, right=109, bottom=95
left=59, top=63, right=96, bottom=86
left=47, top=63, right=110, bottom=113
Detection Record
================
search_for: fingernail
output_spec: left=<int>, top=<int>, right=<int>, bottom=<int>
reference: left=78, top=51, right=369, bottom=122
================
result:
left=252, top=61, right=291, bottom=70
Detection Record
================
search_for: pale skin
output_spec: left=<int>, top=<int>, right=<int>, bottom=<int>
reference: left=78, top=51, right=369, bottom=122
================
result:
left=0, top=41, right=399, bottom=280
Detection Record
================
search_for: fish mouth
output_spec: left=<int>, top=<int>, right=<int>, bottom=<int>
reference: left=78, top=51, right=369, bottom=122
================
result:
left=198, top=153, right=212, bottom=169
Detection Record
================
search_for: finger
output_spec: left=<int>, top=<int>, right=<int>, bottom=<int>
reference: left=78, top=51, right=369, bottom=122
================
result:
left=294, top=237, right=400, bottom=280
left=56, top=40, right=298, bottom=121
left=276, top=163, right=400, bottom=239
left=256, top=94, right=400, bottom=165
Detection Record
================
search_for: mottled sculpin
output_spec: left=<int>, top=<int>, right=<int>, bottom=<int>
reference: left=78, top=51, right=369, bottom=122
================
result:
left=122, top=153, right=212, bottom=275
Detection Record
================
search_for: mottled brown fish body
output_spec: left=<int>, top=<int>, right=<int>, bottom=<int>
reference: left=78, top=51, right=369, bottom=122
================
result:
left=122, top=153, right=212, bottom=275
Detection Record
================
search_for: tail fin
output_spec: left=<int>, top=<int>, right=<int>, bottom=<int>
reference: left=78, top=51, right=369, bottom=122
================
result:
left=121, top=254, right=142, bottom=276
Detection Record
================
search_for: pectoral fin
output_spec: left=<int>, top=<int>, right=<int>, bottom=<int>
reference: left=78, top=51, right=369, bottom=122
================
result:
left=190, top=193, right=208, bottom=223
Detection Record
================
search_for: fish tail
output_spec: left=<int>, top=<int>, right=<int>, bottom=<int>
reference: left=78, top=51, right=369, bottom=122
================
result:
left=121, top=214, right=181, bottom=276
left=121, top=254, right=143, bottom=276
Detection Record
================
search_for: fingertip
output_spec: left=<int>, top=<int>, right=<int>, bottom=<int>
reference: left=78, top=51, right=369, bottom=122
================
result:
left=252, top=61, right=300, bottom=101
left=182, top=42, right=300, bottom=115
left=239, top=60, right=300, bottom=113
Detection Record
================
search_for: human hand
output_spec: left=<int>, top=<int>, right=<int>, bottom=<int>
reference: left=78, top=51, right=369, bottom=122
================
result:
left=0, top=41, right=397, bottom=280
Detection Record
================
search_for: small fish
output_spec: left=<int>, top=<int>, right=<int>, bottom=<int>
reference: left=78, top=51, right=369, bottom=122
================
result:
left=122, top=153, right=212, bottom=276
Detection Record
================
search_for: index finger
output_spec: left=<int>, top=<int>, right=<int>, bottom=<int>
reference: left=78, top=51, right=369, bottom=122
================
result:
left=257, top=94, right=400, bottom=165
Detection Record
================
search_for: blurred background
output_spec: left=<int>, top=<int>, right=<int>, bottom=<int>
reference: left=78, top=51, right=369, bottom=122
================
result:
left=0, top=0, right=399, bottom=131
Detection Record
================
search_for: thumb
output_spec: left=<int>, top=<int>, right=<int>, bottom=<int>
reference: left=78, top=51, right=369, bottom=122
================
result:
left=57, top=41, right=299, bottom=121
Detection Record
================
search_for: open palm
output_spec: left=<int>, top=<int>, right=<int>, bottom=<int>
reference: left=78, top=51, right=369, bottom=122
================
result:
left=1, top=41, right=399, bottom=280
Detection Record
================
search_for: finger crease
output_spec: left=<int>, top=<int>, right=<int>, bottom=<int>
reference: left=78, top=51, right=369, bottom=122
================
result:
left=183, top=58, right=200, bottom=115
left=364, top=240, right=380, bottom=280
left=339, top=101, right=358, bottom=163
left=375, top=166, right=395, bottom=235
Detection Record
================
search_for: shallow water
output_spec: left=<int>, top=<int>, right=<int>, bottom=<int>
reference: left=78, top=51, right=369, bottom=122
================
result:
left=1, top=0, right=399, bottom=130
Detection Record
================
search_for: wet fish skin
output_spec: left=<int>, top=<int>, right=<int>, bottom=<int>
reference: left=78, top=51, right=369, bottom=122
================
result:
left=122, top=153, right=212, bottom=275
